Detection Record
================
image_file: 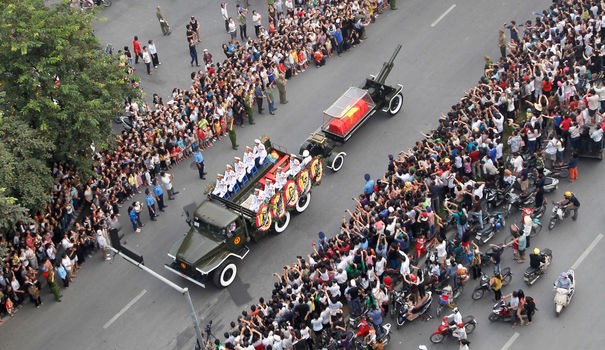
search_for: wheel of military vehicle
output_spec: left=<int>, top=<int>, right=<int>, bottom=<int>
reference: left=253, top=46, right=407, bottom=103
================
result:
left=295, top=192, right=311, bottom=213
left=330, top=152, right=346, bottom=172
left=388, top=93, right=403, bottom=116
left=274, top=212, right=291, bottom=233
left=212, top=260, right=238, bottom=288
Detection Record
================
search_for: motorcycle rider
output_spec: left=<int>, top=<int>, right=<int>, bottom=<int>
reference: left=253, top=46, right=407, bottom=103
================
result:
left=554, top=272, right=573, bottom=295
left=555, top=191, right=580, bottom=220
left=447, top=307, right=463, bottom=328
left=501, top=290, right=520, bottom=326
left=529, top=248, right=549, bottom=272
left=452, top=322, right=467, bottom=341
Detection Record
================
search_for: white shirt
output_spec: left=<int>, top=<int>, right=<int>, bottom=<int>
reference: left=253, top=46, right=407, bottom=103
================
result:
left=244, top=151, right=255, bottom=172
left=234, top=161, right=246, bottom=182
left=253, top=143, right=267, bottom=164
left=212, top=179, right=228, bottom=197
left=161, top=173, right=173, bottom=190
left=512, top=155, right=523, bottom=174
left=221, top=6, right=228, bottom=20
left=275, top=171, right=287, bottom=188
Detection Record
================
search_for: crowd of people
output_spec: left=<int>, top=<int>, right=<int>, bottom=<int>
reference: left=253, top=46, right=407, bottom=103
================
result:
left=210, top=0, right=605, bottom=349
left=0, top=0, right=388, bottom=322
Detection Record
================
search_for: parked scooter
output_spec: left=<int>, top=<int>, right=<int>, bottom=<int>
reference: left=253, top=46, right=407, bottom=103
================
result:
left=485, top=185, right=513, bottom=211
left=523, top=248, right=552, bottom=286
left=474, top=212, right=506, bottom=245
left=554, top=269, right=575, bottom=317
left=429, top=315, right=477, bottom=344
left=396, top=291, right=433, bottom=329
left=543, top=164, right=569, bottom=179
left=471, top=268, right=512, bottom=300
left=505, top=190, right=535, bottom=215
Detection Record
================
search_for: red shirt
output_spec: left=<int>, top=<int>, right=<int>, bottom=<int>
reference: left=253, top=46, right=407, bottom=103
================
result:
left=133, top=40, right=142, bottom=54
left=560, top=117, right=572, bottom=131
left=469, top=150, right=481, bottom=163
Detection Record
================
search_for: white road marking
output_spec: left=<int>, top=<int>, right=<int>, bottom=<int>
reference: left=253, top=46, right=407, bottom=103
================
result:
left=431, top=4, right=457, bottom=27
left=103, top=289, right=147, bottom=329
left=500, top=332, right=520, bottom=350
left=571, top=233, right=603, bottom=269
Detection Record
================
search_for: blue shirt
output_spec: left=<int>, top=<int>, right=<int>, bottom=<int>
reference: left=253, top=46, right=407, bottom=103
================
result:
left=153, top=185, right=163, bottom=196
left=363, top=180, right=375, bottom=195
left=368, top=308, right=382, bottom=326
left=333, top=29, right=343, bottom=44
left=145, top=194, right=155, bottom=206
left=129, top=210, right=137, bottom=223
left=194, top=150, right=204, bottom=163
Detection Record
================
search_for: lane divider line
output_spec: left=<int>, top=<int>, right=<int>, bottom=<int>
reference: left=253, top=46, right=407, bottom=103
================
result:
left=500, top=332, right=520, bottom=350
left=103, top=289, right=147, bottom=329
left=431, top=4, right=457, bottom=27
left=571, top=233, right=603, bottom=270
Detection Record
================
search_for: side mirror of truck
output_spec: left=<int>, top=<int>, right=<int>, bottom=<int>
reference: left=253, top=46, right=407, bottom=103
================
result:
left=183, top=202, right=198, bottom=226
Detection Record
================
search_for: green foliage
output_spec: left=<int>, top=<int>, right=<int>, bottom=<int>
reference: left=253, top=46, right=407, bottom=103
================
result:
left=0, top=187, right=31, bottom=236
left=0, top=0, right=140, bottom=213
left=0, top=0, right=138, bottom=166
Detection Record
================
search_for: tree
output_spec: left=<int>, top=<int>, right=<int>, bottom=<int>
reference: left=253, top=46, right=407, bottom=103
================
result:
left=0, top=107, right=55, bottom=211
left=0, top=187, right=30, bottom=237
left=0, top=0, right=139, bottom=171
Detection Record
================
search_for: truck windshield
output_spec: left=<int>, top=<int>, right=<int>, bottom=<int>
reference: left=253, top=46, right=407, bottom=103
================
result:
left=192, top=218, right=226, bottom=241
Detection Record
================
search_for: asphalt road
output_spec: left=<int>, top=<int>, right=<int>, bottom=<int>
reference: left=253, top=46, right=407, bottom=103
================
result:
left=2, top=0, right=604, bottom=350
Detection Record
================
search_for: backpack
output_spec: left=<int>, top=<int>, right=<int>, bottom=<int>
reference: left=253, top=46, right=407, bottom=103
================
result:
left=459, top=213, right=468, bottom=225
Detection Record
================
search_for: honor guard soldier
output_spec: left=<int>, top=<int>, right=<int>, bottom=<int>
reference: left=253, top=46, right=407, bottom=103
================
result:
left=244, top=146, right=256, bottom=173
left=234, top=157, right=247, bottom=183
left=224, top=164, right=238, bottom=192
left=212, top=174, right=228, bottom=197
left=253, top=139, right=267, bottom=167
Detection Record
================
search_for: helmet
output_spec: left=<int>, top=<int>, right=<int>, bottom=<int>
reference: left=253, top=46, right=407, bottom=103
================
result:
left=560, top=272, right=568, bottom=279
left=522, top=207, right=533, bottom=214
left=452, top=307, right=459, bottom=313
left=564, top=191, right=572, bottom=198
left=495, top=222, right=502, bottom=230
left=533, top=248, right=540, bottom=255
left=457, top=322, right=464, bottom=328
left=409, top=273, right=417, bottom=282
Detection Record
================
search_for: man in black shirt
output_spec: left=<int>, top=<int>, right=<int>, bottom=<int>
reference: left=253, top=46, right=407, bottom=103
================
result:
left=488, top=244, right=504, bottom=275
left=528, top=248, right=547, bottom=271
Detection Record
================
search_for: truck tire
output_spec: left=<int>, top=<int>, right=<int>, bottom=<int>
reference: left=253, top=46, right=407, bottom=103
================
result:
left=388, top=93, right=403, bottom=116
left=329, top=152, right=346, bottom=172
left=212, top=260, right=238, bottom=288
left=274, top=212, right=291, bottom=233
left=295, top=192, right=311, bottom=213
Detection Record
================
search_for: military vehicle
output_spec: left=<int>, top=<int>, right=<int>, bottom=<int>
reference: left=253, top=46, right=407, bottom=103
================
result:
left=299, top=44, right=404, bottom=172
left=576, top=126, right=603, bottom=160
left=165, top=137, right=323, bottom=288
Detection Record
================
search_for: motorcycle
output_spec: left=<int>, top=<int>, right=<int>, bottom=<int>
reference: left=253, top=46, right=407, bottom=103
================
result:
left=474, top=211, right=506, bottom=245
left=541, top=175, right=559, bottom=192
left=505, top=190, right=535, bottom=215
left=396, top=291, right=433, bottom=329
left=488, top=299, right=530, bottom=323
left=471, top=268, right=512, bottom=300
left=434, top=285, right=463, bottom=317
left=554, top=269, right=575, bottom=317
left=543, top=164, right=569, bottom=179
left=485, top=185, right=513, bottom=211
left=429, top=315, right=477, bottom=344
left=505, top=216, right=542, bottom=245
left=351, top=314, right=392, bottom=349
left=548, top=201, right=575, bottom=230
left=523, top=248, right=552, bottom=286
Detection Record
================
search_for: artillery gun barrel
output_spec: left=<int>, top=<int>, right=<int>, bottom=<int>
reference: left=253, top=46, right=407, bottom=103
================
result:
left=374, top=44, right=402, bottom=85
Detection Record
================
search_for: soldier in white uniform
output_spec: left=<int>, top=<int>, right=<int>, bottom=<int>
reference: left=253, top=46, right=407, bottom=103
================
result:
left=244, top=146, right=255, bottom=173
left=301, top=150, right=312, bottom=166
left=212, top=174, right=228, bottom=197
left=234, top=157, right=247, bottom=183
left=249, top=188, right=263, bottom=212
left=253, top=139, right=267, bottom=167
left=275, top=166, right=288, bottom=189
left=224, top=164, right=238, bottom=192
left=287, top=155, right=302, bottom=177
left=263, top=179, right=276, bottom=199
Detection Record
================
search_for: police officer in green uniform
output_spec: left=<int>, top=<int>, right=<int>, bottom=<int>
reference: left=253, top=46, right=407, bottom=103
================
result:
left=228, top=116, right=238, bottom=150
